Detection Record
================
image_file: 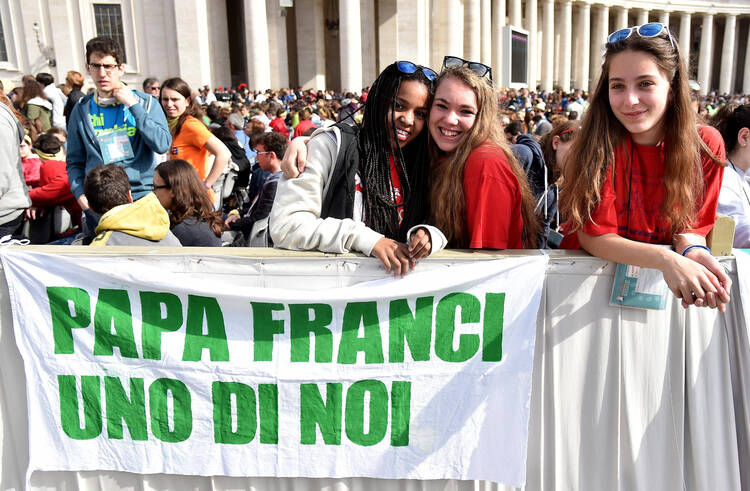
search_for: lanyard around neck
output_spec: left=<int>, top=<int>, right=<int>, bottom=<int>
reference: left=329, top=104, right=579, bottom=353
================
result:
left=92, top=95, right=126, bottom=127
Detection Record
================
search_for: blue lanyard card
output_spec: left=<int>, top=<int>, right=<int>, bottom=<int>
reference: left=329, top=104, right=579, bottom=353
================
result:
left=98, top=128, right=134, bottom=164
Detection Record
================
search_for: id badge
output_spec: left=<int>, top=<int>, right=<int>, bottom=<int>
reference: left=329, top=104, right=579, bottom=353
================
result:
left=98, top=128, right=134, bottom=163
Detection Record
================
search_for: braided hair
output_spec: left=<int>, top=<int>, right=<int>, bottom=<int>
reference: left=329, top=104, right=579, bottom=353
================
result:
left=358, top=63, right=434, bottom=241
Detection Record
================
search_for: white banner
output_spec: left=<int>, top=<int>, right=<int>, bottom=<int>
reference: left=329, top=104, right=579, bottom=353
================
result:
left=1, top=250, right=547, bottom=487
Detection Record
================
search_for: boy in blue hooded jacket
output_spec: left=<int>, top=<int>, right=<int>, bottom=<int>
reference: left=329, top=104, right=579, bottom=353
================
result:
left=66, top=36, right=170, bottom=233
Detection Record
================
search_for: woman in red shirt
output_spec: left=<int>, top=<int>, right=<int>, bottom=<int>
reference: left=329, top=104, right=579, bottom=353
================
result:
left=561, top=23, right=730, bottom=310
left=427, top=62, right=540, bottom=249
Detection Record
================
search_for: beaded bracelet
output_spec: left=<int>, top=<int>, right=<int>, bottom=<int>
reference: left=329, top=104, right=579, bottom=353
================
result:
left=681, top=244, right=711, bottom=257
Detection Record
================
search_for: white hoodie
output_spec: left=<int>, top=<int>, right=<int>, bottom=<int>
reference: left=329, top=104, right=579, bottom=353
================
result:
left=43, top=84, right=67, bottom=129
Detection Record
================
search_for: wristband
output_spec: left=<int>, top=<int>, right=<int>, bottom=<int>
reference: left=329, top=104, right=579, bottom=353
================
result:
left=681, top=244, right=711, bottom=257
left=203, top=181, right=210, bottom=189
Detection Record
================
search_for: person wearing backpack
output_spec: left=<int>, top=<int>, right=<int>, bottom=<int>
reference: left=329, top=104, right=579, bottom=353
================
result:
left=270, top=62, right=445, bottom=275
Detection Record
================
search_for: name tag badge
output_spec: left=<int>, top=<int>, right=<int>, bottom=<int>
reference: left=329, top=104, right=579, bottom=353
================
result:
left=98, top=128, right=134, bottom=164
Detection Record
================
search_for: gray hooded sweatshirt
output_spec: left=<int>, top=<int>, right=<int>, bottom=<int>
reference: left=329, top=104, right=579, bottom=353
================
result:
left=0, top=102, right=31, bottom=225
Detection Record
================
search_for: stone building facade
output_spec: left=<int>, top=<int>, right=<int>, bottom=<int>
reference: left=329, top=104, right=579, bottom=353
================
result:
left=1, top=0, right=749, bottom=94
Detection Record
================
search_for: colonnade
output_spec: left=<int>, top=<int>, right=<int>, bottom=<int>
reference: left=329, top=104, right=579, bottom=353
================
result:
left=240, top=0, right=750, bottom=95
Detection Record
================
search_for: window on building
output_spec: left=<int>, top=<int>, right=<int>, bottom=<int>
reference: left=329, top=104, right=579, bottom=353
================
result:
left=0, top=15, right=8, bottom=62
left=93, top=3, right=126, bottom=63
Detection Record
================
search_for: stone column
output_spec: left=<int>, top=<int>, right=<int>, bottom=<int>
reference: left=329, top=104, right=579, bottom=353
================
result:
left=574, top=2, right=590, bottom=91
left=360, top=0, right=377, bottom=85
left=527, top=0, right=538, bottom=89
left=616, top=7, right=628, bottom=30
left=637, top=9, right=649, bottom=26
left=378, top=0, right=397, bottom=73
left=719, top=14, right=737, bottom=94
left=559, top=0, right=572, bottom=91
left=542, top=0, right=554, bottom=91
left=244, top=0, right=271, bottom=90
left=679, top=12, right=691, bottom=67
left=295, top=0, right=326, bottom=90
left=698, top=13, right=713, bottom=94
left=743, top=25, right=750, bottom=93
left=491, top=0, right=506, bottom=83
left=510, top=0, right=522, bottom=27
left=658, top=11, right=669, bottom=26
left=339, top=0, right=362, bottom=93
left=481, top=0, right=492, bottom=66
left=173, top=0, right=212, bottom=87
left=398, top=0, right=430, bottom=66
left=590, top=5, right=608, bottom=91
left=266, top=0, right=289, bottom=89
left=554, top=1, right=562, bottom=84
left=431, top=0, right=462, bottom=71
left=464, top=0, right=481, bottom=61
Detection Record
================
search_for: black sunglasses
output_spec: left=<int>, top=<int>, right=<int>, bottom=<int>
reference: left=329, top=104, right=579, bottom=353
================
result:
left=396, top=61, right=438, bottom=82
left=153, top=184, right=170, bottom=190
left=442, top=56, right=493, bottom=84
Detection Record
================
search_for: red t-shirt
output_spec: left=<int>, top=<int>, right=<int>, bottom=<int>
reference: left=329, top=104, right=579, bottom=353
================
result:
left=294, top=119, right=316, bottom=138
left=463, top=143, right=524, bottom=249
left=270, top=117, right=289, bottom=139
left=566, top=125, right=725, bottom=247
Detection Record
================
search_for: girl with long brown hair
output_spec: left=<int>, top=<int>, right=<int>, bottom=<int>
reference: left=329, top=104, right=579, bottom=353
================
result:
left=153, top=159, right=223, bottom=246
left=160, top=77, right=230, bottom=203
left=560, top=23, right=730, bottom=310
left=18, top=76, right=52, bottom=133
left=428, top=64, right=540, bottom=249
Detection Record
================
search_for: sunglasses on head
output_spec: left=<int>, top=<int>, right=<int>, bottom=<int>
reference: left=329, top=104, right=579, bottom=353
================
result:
left=396, top=61, right=438, bottom=82
left=442, top=56, right=493, bottom=84
left=607, top=22, right=675, bottom=50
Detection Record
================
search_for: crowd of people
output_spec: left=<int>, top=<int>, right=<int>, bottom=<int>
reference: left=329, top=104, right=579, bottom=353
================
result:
left=2, top=24, right=749, bottom=312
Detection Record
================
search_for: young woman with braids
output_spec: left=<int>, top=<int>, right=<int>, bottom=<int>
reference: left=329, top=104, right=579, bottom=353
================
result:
left=427, top=64, right=540, bottom=249
left=152, top=159, right=223, bottom=246
left=561, top=23, right=730, bottom=310
left=270, top=62, right=443, bottom=275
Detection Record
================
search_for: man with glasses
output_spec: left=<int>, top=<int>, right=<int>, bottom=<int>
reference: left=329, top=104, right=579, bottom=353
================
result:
left=224, top=132, right=286, bottom=246
left=66, top=36, right=170, bottom=242
left=142, top=77, right=161, bottom=98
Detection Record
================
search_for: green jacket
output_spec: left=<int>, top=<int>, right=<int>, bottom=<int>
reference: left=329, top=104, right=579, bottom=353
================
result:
left=25, top=97, right=52, bottom=132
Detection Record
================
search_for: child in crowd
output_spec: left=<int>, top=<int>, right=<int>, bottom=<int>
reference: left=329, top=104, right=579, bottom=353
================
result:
left=561, top=23, right=730, bottom=311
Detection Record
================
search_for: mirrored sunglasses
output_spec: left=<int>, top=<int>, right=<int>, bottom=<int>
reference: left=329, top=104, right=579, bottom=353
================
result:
left=607, top=22, right=675, bottom=50
left=395, top=61, right=438, bottom=82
